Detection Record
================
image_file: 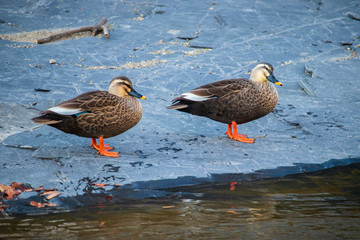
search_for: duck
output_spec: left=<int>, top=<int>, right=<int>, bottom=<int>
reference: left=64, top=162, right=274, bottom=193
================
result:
left=32, top=76, right=146, bottom=157
left=168, top=62, right=282, bottom=143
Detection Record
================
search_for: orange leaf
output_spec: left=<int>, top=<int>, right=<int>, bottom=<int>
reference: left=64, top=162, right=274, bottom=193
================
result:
left=45, top=192, right=61, bottom=200
left=99, top=222, right=106, bottom=227
left=1, top=182, right=34, bottom=199
left=40, top=191, right=61, bottom=200
left=0, top=184, right=16, bottom=200
left=226, top=210, right=238, bottom=214
left=11, top=182, right=32, bottom=192
left=25, top=186, right=43, bottom=192
left=162, top=205, right=176, bottom=209
left=30, top=201, right=43, bottom=208
left=92, top=183, right=108, bottom=187
left=41, top=191, right=58, bottom=196
left=30, top=201, right=57, bottom=208
left=230, top=182, right=237, bottom=191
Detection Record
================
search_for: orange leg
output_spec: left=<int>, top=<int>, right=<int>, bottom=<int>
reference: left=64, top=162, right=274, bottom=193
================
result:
left=224, top=124, right=234, bottom=138
left=225, top=121, right=255, bottom=143
left=91, top=138, right=113, bottom=151
left=91, top=137, right=119, bottom=157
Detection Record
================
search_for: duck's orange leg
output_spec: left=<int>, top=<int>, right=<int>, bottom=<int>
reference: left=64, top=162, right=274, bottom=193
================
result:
left=225, top=121, right=255, bottom=143
left=224, top=124, right=234, bottom=138
left=91, top=137, right=119, bottom=157
left=91, top=138, right=113, bottom=151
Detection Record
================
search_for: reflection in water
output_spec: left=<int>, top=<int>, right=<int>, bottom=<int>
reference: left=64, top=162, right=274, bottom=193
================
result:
left=1, top=163, right=360, bottom=239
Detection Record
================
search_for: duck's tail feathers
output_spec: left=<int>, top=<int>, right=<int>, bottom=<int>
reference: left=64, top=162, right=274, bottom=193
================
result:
left=167, top=103, right=189, bottom=110
left=32, top=116, right=62, bottom=125
left=32, top=111, right=64, bottom=125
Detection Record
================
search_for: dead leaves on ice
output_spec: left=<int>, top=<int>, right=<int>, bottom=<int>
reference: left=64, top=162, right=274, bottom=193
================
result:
left=0, top=182, right=31, bottom=200
left=29, top=201, right=57, bottom=208
left=0, top=182, right=61, bottom=211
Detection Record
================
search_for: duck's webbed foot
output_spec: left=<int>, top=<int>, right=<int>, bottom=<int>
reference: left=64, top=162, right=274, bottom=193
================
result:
left=225, top=121, right=255, bottom=143
left=91, top=137, right=119, bottom=157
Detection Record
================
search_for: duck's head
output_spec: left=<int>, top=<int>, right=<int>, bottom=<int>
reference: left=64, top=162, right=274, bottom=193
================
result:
left=250, top=62, right=282, bottom=86
left=108, top=76, right=146, bottom=99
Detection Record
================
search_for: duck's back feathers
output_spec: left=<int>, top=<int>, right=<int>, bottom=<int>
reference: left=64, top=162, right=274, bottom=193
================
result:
left=170, top=79, right=249, bottom=104
left=47, top=91, right=118, bottom=114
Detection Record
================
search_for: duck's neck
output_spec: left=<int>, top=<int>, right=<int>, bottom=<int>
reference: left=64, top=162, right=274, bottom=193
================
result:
left=259, top=81, right=278, bottom=104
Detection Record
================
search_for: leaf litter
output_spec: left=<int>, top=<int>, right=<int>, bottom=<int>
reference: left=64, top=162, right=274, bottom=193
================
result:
left=0, top=182, right=61, bottom=211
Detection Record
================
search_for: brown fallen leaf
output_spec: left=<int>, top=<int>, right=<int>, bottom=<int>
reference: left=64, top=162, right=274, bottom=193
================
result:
left=0, top=182, right=30, bottom=200
left=0, top=184, right=15, bottom=199
left=92, top=183, right=108, bottom=187
left=30, top=201, right=42, bottom=208
left=226, top=210, right=239, bottom=214
left=30, top=201, right=57, bottom=208
left=41, top=191, right=57, bottom=196
left=40, top=191, right=61, bottom=200
left=230, top=182, right=237, bottom=191
left=162, top=205, right=176, bottom=209
left=24, top=186, right=44, bottom=192
left=45, top=192, right=61, bottom=200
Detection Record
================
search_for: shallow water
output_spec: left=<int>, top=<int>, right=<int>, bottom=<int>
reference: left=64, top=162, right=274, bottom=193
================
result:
left=1, top=163, right=360, bottom=239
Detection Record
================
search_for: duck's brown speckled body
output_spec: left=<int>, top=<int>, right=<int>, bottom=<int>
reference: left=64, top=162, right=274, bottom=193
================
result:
left=32, top=76, right=146, bottom=157
left=42, top=91, right=143, bottom=139
left=168, top=62, right=282, bottom=143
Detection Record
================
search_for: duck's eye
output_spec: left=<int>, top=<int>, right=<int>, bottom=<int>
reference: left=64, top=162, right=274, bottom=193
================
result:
left=263, top=67, right=271, bottom=75
left=124, top=83, right=132, bottom=89
left=118, top=81, right=131, bottom=88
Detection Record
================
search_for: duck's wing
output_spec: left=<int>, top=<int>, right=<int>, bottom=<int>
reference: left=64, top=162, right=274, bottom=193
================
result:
left=169, top=78, right=251, bottom=108
left=43, top=91, right=118, bottom=116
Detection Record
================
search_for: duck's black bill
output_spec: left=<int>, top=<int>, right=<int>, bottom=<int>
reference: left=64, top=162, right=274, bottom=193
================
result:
left=129, top=88, right=146, bottom=100
left=267, top=73, right=282, bottom=86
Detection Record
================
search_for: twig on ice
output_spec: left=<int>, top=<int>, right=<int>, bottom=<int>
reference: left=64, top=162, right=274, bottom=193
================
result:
left=35, top=17, right=109, bottom=44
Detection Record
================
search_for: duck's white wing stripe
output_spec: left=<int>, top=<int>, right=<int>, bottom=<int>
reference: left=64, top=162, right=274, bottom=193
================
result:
left=48, top=106, right=83, bottom=115
left=181, top=92, right=212, bottom=102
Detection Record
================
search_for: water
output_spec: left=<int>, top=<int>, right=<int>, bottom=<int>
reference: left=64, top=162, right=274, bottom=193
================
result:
left=1, top=163, right=360, bottom=239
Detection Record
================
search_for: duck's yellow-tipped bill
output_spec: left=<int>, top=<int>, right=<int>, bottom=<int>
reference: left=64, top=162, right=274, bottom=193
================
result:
left=267, top=73, right=282, bottom=86
left=129, top=87, right=146, bottom=100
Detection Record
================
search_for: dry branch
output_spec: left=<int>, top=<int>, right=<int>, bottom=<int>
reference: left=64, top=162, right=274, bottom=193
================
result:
left=92, top=17, right=107, bottom=36
left=35, top=17, right=109, bottom=44
left=102, top=25, right=109, bottom=38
